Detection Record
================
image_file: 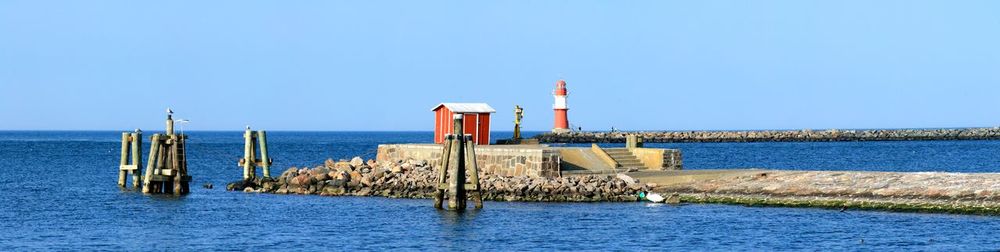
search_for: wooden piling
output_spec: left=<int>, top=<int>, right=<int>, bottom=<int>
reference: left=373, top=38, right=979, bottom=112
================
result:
left=118, top=132, right=130, bottom=188
left=117, top=130, right=144, bottom=190
left=142, top=134, right=161, bottom=193
left=258, top=130, right=270, bottom=178
left=447, top=122, right=467, bottom=210
left=243, top=128, right=253, bottom=179
left=464, top=135, right=483, bottom=209
left=433, top=135, right=453, bottom=209
left=433, top=114, right=484, bottom=210
left=239, top=128, right=272, bottom=180
left=137, top=111, right=191, bottom=195
left=129, top=132, right=142, bottom=190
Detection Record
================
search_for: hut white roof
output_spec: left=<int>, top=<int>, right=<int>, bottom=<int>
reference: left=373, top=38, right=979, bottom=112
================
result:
left=431, top=103, right=496, bottom=113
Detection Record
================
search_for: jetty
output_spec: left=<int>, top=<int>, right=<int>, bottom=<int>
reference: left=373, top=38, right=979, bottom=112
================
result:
left=228, top=157, right=1000, bottom=215
left=535, top=127, right=1000, bottom=143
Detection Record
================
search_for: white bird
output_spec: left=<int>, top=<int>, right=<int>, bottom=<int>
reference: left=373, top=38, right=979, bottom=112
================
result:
left=167, top=108, right=173, bottom=115
left=645, top=193, right=665, bottom=203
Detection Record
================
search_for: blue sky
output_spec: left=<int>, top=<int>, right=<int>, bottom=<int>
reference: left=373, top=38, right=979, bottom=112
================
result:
left=2, top=1, right=999, bottom=131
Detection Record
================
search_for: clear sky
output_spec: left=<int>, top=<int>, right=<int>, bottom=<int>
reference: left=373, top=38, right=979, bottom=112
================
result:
left=2, top=1, right=999, bottom=131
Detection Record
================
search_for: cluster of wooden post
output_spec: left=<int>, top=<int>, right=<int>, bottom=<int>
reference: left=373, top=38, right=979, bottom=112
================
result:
left=118, top=112, right=191, bottom=195
left=140, top=113, right=191, bottom=195
left=118, top=130, right=143, bottom=190
left=239, top=128, right=272, bottom=180
left=433, top=114, right=484, bottom=210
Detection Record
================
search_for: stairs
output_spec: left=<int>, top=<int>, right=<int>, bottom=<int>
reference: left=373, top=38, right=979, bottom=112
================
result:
left=603, top=148, right=646, bottom=170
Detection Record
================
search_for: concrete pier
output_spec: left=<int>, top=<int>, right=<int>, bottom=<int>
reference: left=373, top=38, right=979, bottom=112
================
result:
left=228, top=157, right=1000, bottom=215
left=375, top=143, right=682, bottom=177
left=535, top=127, right=1000, bottom=143
left=635, top=169, right=1000, bottom=215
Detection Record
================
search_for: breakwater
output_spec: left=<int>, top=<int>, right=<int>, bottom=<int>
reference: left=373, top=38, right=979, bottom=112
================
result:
left=535, top=127, right=1000, bottom=143
left=227, top=157, right=1000, bottom=215
left=227, top=157, right=652, bottom=202
left=651, top=170, right=1000, bottom=215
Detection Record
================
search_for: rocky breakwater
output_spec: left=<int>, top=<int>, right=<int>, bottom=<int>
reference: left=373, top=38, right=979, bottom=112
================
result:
left=654, top=170, right=1000, bottom=215
left=536, top=127, right=1000, bottom=143
left=227, top=157, right=653, bottom=202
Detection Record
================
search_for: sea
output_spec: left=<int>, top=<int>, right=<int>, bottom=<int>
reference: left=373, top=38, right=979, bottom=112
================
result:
left=1, top=131, right=998, bottom=250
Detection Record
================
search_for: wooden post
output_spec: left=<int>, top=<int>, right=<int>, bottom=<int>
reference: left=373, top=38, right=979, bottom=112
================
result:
left=142, top=134, right=161, bottom=193
left=118, top=132, right=130, bottom=188
left=130, top=131, right=143, bottom=190
left=171, top=136, right=182, bottom=196
left=433, top=135, right=453, bottom=209
left=258, top=130, right=271, bottom=178
left=243, top=128, right=254, bottom=180
left=448, top=114, right=467, bottom=210
left=465, top=135, right=483, bottom=209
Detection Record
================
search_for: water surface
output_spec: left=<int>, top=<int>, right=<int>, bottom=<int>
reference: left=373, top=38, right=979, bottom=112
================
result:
left=0, top=131, right=997, bottom=250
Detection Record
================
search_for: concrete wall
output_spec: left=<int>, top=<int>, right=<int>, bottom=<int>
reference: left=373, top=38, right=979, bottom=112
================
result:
left=631, top=148, right=683, bottom=170
left=558, top=147, right=615, bottom=172
left=376, top=144, right=561, bottom=177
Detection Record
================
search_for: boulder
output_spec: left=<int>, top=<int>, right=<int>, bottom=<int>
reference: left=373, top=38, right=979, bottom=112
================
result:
left=616, top=174, right=637, bottom=187
left=281, top=167, right=298, bottom=178
left=350, top=157, right=365, bottom=168
left=335, top=161, right=353, bottom=172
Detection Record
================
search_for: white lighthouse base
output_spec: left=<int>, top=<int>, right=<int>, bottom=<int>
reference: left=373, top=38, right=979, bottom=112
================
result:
left=552, top=128, right=571, bottom=133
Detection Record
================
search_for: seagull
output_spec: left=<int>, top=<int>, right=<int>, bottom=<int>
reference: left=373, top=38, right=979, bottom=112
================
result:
left=167, top=108, right=173, bottom=115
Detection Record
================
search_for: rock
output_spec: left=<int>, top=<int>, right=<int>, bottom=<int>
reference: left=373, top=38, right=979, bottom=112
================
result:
left=334, top=171, right=351, bottom=182
left=335, top=161, right=353, bottom=172
left=203, top=183, right=214, bottom=189
left=243, top=187, right=255, bottom=193
left=665, top=193, right=681, bottom=204
left=616, top=174, right=637, bottom=187
left=350, top=157, right=365, bottom=168
left=310, top=167, right=331, bottom=181
left=324, top=159, right=336, bottom=169
left=281, top=167, right=298, bottom=178
left=289, top=174, right=310, bottom=186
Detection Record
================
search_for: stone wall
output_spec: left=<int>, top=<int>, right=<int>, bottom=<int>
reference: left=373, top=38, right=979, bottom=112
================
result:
left=376, top=144, right=561, bottom=177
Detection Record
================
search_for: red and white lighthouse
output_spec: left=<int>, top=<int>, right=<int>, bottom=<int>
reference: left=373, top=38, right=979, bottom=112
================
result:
left=552, top=80, right=570, bottom=133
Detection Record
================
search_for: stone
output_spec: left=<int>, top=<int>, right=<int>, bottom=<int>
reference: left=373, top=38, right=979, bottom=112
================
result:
left=616, top=174, right=637, bottom=187
left=203, top=183, right=214, bottom=189
left=350, top=157, right=365, bottom=168
left=335, top=161, right=353, bottom=172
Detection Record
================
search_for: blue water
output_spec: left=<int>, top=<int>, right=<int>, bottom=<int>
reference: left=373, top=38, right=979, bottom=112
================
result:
left=1, top=131, right=998, bottom=250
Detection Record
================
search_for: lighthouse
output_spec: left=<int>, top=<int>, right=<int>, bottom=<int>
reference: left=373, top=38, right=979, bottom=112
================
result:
left=552, top=80, right=570, bottom=133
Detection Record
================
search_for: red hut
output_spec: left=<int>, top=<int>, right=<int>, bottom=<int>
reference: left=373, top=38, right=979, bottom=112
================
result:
left=432, top=103, right=495, bottom=145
